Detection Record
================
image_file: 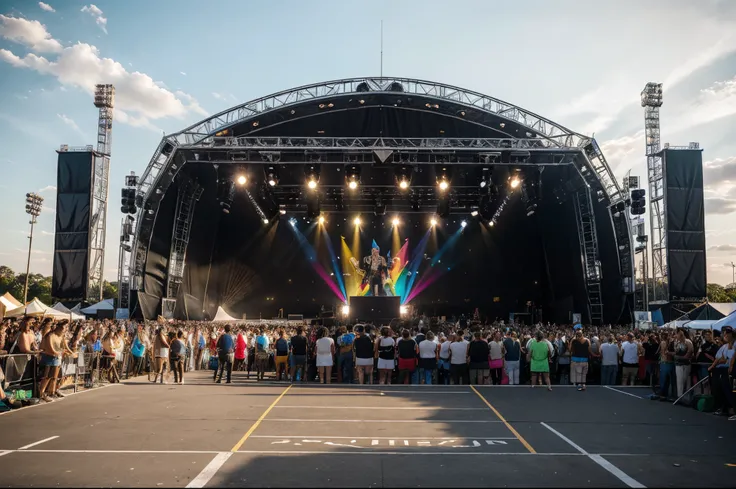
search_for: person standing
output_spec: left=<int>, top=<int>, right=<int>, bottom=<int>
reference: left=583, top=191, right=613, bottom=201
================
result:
left=570, top=329, right=591, bottom=391
left=255, top=329, right=270, bottom=381
left=468, top=331, right=490, bottom=385
left=353, top=325, right=375, bottom=384
left=621, top=333, right=640, bottom=386
left=234, top=329, right=247, bottom=372
left=152, top=328, right=170, bottom=384
left=555, top=333, right=571, bottom=385
left=600, top=335, right=620, bottom=386
left=503, top=331, right=521, bottom=385
left=214, top=324, right=234, bottom=384
left=129, top=324, right=147, bottom=378
left=438, top=333, right=453, bottom=385
left=659, top=330, right=676, bottom=399
left=448, top=332, right=469, bottom=385
left=695, top=330, right=718, bottom=394
left=375, top=327, right=396, bottom=385
left=274, top=329, right=290, bottom=381
left=673, top=327, right=694, bottom=399
left=488, top=331, right=505, bottom=385
left=290, top=326, right=308, bottom=383
left=170, top=330, right=186, bottom=385
left=418, top=331, right=439, bottom=385
left=396, top=330, right=419, bottom=385
left=708, top=326, right=735, bottom=420
left=529, top=330, right=552, bottom=391
left=315, top=327, right=335, bottom=384
left=337, top=326, right=356, bottom=384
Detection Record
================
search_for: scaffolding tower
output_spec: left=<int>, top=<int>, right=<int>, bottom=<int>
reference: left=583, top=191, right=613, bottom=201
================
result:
left=574, top=186, right=603, bottom=325
left=166, top=178, right=203, bottom=301
left=89, top=84, right=114, bottom=301
left=641, top=82, right=666, bottom=303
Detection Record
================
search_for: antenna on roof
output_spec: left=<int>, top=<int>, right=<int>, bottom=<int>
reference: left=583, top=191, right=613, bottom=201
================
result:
left=380, top=20, right=383, bottom=77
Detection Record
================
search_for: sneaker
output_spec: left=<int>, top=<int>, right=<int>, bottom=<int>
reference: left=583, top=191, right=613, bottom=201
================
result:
left=41, top=395, right=53, bottom=403
left=577, top=386, right=582, bottom=391
left=728, top=415, right=736, bottom=421
left=54, top=391, right=66, bottom=398
left=547, top=386, right=552, bottom=392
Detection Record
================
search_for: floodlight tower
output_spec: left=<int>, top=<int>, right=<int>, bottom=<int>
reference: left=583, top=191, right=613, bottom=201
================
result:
left=641, top=82, right=666, bottom=304
left=23, top=192, right=44, bottom=304
left=89, top=84, right=115, bottom=301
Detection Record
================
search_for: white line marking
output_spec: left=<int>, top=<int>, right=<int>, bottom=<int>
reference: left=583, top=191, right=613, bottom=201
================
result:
left=604, top=386, right=644, bottom=399
left=186, top=452, right=232, bottom=488
left=18, top=436, right=59, bottom=450
left=229, top=450, right=573, bottom=456
left=250, top=435, right=518, bottom=440
left=273, top=405, right=485, bottom=410
left=263, top=419, right=502, bottom=423
left=0, top=451, right=12, bottom=457
left=389, top=440, right=395, bottom=446
left=541, top=423, right=645, bottom=488
left=10, top=449, right=221, bottom=454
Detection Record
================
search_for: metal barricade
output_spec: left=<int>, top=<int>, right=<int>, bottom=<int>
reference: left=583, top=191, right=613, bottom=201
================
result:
left=0, top=353, right=38, bottom=397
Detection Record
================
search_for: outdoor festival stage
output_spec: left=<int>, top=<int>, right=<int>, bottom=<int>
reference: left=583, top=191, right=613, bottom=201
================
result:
left=0, top=372, right=734, bottom=487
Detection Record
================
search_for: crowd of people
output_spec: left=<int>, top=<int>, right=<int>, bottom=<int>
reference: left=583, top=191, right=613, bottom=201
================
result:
left=1, top=316, right=734, bottom=420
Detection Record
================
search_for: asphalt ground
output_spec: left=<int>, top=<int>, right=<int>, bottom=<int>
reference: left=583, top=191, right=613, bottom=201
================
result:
left=1, top=370, right=735, bottom=487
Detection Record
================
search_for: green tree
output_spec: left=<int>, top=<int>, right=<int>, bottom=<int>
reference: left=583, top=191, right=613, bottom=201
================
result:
left=707, top=283, right=730, bottom=303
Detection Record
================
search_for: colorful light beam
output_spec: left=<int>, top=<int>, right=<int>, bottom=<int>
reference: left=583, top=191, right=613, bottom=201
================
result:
left=289, top=222, right=345, bottom=302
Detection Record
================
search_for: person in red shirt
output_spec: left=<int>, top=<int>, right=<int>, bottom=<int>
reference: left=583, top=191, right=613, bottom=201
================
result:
left=234, top=329, right=247, bottom=371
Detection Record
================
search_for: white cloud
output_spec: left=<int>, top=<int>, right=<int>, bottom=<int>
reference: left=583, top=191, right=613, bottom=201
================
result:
left=709, top=244, right=736, bottom=252
left=81, top=5, right=107, bottom=34
left=39, top=185, right=56, bottom=193
left=57, top=113, right=87, bottom=137
left=38, top=2, right=55, bottom=12
left=212, top=92, right=225, bottom=100
left=705, top=197, right=736, bottom=215
left=180, top=71, right=186, bottom=76
left=0, top=14, right=62, bottom=53
left=40, top=230, right=55, bottom=236
left=0, top=23, right=207, bottom=130
left=684, top=75, right=736, bottom=127
left=600, top=130, right=645, bottom=176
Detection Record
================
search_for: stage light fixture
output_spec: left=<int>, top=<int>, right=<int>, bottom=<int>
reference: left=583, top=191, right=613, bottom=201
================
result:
left=236, top=174, right=247, bottom=186
left=392, top=217, right=400, bottom=227
left=345, top=164, right=361, bottom=190
left=289, top=217, right=297, bottom=227
left=438, top=180, right=449, bottom=191
left=263, top=218, right=270, bottom=225
left=395, top=165, right=412, bottom=190
left=430, top=218, right=438, bottom=227
left=510, top=176, right=521, bottom=189
left=400, top=305, right=408, bottom=315
left=470, top=210, right=479, bottom=217
left=354, top=217, right=361, bottom=226
left=341, top=305, right=350, bottom=316
left=461, top=220, right=467, bottom=228
left=318, top=215, right=326, bottom=225
left=265, top=165, right=279, bottom=187
left=436, top=165, right=451, bottom=192
left=305, top=163, right=321, bottom=190
left=489, top=221, right=495, bottom=227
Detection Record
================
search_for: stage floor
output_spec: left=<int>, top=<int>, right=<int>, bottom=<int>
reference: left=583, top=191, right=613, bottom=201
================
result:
left=0, top=371, right=734, bottom=487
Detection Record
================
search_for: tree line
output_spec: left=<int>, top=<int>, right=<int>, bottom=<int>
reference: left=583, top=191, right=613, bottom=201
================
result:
left=0, top=265, right=117, bottom=306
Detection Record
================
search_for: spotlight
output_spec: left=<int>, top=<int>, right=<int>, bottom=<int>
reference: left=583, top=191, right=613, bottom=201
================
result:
left=489, top=221, right=495, bottom=227
left=236, top=174, right=247, bottom=186
left=400, top=305, right=408, bottom=315
left=354, top=217, right=361, bottom=226
left=289, top=217, right=297, bottom=227
left=341, top=305, right=350, bottom=316
left=479, top=167, right=491, bottom=189
left=395, top=165, right=412, bottom=190
left=436, top=165, right=451, bottom=191
left=438, top=180, right=449, bottom=191
left=430, top=218, right=438, bottom=227
left=526, top=204, right=537, bottom=217
left=263, top=217, right=270, bottom=224
left=480, top=180, right=487, bottom=188
left=461, top=220, right=467, bottom=228
left=318, top=215, right=326, bottom=225
left=265, top=165, right=279, bottom=187
left=305, top=163, right=321, bottom=190
left=392, top=217, right=400, bottom=227
left=510, top=176, right=521, bottom=189
left=470, top=210, right=479, bottom=217
left=345, top=164, right=361, bottom=190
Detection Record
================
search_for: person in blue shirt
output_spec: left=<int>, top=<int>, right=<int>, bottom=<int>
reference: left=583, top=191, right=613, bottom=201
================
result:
left=214, top=324, right=235, bottom=383
left=129, top=324, right=147, bottom=377
left=337, top=326, right=356, bottom=383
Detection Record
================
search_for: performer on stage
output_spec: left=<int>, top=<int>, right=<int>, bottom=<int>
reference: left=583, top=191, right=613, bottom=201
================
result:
left=363, top=244, right=388, bottom=296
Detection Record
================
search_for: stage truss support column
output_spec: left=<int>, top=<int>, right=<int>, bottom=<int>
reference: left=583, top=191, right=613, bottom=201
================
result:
left=574, top=186, right=603, bottom=325
left=641, top=82, right=666, bottom=303
left=165, top=178, right=203, bottom=317
left=89, top=84, right=114, bottom=302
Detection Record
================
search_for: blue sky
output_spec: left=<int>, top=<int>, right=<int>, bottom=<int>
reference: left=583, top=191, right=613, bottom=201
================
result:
left=1, top=0, right=736, bottom=285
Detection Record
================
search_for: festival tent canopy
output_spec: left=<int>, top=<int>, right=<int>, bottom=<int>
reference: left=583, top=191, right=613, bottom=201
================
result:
left=5, top=298, right=54, bottom=318
left=0, top=292, right=22, bottom=318
left=711, top=310, right=736, bottom=332
left=710, top=303, right=736, bottom=317
left=212, top=306, right=239, bottom=322
left=51, top=302, right=86, bottom=321
left=80, top=298, right=115, bottom=315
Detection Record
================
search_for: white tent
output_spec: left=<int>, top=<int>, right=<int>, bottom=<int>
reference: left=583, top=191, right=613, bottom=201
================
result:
left=212, top=306, right=239, bottom=322
left=712, top=310, right=736, bottom=332
left=5, top=297, right=54, bottom=318
left=80, top=298, right=114, bottom=315
left=51, top=302, right=86, bottom=321
left=0, top=292, right=22, bottom=318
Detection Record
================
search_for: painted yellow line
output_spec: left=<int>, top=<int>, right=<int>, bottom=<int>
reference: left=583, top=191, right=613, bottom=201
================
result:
left=470, top=385, right=536, bottom=454
left=231, top=385, right=292, bottom=452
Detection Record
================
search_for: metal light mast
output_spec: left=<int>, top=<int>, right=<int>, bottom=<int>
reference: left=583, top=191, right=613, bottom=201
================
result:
left=641, top=82, right=666, bottom=303
left=89, top=84, right=115, bottom=301
left=23, top=192, right=44, bottom=304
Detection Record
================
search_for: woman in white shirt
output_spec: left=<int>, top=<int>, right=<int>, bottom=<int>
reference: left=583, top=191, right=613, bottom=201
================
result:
left=315, top=327, right=335, bottom=384
left=374, top=327, right=396, bottom=385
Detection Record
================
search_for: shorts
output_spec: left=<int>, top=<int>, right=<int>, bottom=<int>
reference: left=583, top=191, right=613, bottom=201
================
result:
left=292, top=355, right=307, bottom=367
left=398, top=358, right=416, bottom=372
left=275, top=355, right=288, bottom=367
left=377, top=358, right=394, bottom=370
left=356, top=357, right=374, bottom=367
left=316, top=354, right=333, bottom=367
left=40, top=354, right=61, bottom=368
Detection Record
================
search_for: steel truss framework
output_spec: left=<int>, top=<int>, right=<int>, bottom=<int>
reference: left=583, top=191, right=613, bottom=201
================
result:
left=126, top=78, right=633, bottom=316
left=166, top=178, right=203, bottom=300
left=574, top=187, right=603, bottom=324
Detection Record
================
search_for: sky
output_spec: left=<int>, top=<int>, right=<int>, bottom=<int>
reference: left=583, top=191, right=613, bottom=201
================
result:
left=1, top=0, right=736, bottom=286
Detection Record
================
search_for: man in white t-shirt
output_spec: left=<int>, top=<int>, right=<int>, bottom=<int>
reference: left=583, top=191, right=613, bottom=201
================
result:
left=418, top=331, right=439, bottom=385
left=621, top=333, right=639, bottom=386
left=600, top=336, right=620, bottom=386
left=448, top=334, right=469, bottom=385
left=438, top=333, right=453, bottom=385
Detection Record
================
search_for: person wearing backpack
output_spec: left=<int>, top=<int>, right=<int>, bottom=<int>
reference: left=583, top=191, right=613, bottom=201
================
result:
left=255, top=329, right=270, bottom=381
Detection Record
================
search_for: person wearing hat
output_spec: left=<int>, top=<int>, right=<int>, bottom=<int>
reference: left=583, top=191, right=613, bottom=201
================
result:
left=708, top=325, right=735, bottom=420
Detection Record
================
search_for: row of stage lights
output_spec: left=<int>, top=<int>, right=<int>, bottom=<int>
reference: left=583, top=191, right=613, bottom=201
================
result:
left=287, top=214, right=497, bottom=229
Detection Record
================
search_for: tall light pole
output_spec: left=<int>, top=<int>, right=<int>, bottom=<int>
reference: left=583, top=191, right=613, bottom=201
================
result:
left=24, top=192, right=44, bottom=304
left=731, top=261, right=735, bottom=287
